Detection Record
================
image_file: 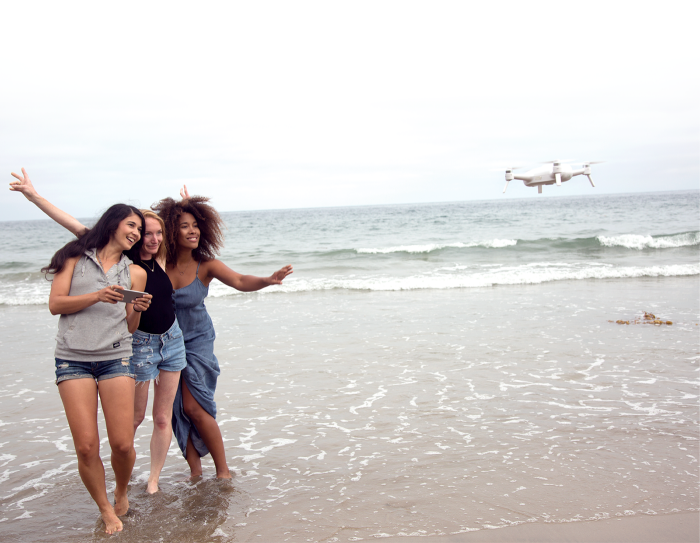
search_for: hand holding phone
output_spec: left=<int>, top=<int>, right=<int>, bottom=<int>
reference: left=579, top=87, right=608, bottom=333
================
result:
left=118, top=289, right=149, bottom=304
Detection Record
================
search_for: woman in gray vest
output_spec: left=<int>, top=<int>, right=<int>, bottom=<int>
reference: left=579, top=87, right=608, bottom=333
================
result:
left=44, top=204, right=151, bottom=535
left=11, top=169, right=187, bottom=495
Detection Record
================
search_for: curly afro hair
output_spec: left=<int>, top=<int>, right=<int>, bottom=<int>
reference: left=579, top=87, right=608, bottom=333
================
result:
left=152, top=196, right=225, bottom=265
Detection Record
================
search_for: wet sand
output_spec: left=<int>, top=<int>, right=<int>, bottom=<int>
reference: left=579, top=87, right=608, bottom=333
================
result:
left=1, top=278, right=698, bottom=541
left=380, top=512, right=699, bottom=542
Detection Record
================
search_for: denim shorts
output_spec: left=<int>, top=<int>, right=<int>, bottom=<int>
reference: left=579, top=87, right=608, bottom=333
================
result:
left=55, top=356, right=134, bottom=385
left=132, top=318, right=187, bottom=382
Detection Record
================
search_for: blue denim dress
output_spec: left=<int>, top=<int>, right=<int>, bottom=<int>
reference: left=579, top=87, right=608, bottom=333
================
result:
left=171, top=262, right=220, bottom=458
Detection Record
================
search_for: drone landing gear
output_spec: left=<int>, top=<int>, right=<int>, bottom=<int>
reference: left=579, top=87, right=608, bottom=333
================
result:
left=587, top=174, right=595, bottom=187
left=555, top=173, right=561, bottom=186
left=538, top=185, right=542, bottom=194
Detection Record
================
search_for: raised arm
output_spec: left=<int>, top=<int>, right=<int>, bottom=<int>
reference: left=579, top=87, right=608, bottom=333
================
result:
left=204, top=260, right=293, bottom=292
left=10, top=168, right=88, bottom=238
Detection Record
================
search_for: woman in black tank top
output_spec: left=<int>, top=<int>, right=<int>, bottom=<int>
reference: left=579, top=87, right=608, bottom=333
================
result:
left=129, top=211, right=188, bottom=494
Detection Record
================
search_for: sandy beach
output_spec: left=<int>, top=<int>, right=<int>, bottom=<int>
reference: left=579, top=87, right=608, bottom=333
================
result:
left=1, top=194, right=698, bottom=541
left=1, top=278, right=698, bottom=542
left=380, top=512, right=699, bottom=543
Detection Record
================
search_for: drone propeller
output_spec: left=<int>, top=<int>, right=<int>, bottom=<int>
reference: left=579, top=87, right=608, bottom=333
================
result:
left=490, top=165, right=522, bottom=172
left=502, top=166, right=522, bottom=193
left=581, top=161, right=603, bottom=187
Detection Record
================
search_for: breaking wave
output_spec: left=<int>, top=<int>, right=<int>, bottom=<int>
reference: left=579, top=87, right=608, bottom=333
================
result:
left=597, top=231, right=700, bottom=250
left=206, top=263, right=700, bottom=296
left=355, top=232, right=699, bottom=256
left=356, top=240, right=518, bottom=254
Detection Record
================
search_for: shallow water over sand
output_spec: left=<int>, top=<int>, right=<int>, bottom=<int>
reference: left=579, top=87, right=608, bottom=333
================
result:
left=1, top=276, right=698, bottom=542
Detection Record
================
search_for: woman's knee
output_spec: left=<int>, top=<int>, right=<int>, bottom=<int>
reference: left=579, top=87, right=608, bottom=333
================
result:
left=153, top=410, right=172, bottom=431
left=109, top=437, right=134, bottom=457
left=75, top=440, right=101, bottom=463
left=133, top=411, right=146, bottom=429
left=183, top=395, right=204, bottom=420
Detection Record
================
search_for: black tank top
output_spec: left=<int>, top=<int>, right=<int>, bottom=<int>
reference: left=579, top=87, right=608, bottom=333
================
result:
left=136, top=259, right=176, bottom=335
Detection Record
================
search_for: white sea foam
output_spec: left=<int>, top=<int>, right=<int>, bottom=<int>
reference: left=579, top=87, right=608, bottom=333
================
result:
left=597, top=232, right=700, bottom=250
left=356, top=239, right=517, bottom=254
left=0, top=282, right=50, bottom=306
left=207, top=262, right=700, bottom=296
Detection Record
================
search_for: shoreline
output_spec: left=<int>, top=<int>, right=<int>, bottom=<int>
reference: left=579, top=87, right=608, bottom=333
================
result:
left=377, top=512, right=700, bottom=543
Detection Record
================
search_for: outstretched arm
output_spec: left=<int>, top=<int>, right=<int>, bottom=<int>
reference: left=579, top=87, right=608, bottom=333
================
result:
left=205, top=260, right=293, bottom=292
left=10, top=168, right=88, bottom=238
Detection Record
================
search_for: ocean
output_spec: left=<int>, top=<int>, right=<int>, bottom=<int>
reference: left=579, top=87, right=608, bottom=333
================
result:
left=0, top=190, right=698, bottom=542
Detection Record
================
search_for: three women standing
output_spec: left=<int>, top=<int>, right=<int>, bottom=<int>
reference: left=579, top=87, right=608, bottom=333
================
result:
left=10, top=169, right=292, bottom=532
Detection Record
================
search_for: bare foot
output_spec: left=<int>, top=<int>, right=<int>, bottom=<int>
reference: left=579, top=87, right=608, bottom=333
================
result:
left=174, top=472, right=199, bottom=483
left=216, top=470, right=233, bottom=479
left=99, top=506, right=123, bottom=535
left=113, top=490, right=129, bottom=516
left=146, top=478, right=159, bottom=494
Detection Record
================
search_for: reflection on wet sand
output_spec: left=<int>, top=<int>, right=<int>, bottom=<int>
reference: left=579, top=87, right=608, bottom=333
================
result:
left=92, top=478, right=246, bottom=542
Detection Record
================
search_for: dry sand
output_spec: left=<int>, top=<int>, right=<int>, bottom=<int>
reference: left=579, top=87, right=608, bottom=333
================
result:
left=379, top=513, right=699, bottom=543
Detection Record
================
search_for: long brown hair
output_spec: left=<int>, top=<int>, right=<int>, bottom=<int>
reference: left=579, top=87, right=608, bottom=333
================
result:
left=43, top=204, right=144, bottom=276
left=152, top=196, right=225, bottom=265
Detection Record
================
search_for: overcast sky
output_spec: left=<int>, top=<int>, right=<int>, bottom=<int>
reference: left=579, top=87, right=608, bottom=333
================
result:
left=1, top=1, right=698, bottom=221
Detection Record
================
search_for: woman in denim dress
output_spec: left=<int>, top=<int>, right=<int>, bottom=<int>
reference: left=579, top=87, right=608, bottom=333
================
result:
left=155, top=194, right=292, bottom=479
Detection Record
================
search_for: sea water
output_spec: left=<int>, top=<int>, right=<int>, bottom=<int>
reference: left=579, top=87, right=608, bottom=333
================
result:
left=0, top=190, right=698, bottom=542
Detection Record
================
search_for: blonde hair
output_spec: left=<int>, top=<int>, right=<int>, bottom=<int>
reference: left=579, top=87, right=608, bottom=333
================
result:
left=140, top=209, right=168, bottom=264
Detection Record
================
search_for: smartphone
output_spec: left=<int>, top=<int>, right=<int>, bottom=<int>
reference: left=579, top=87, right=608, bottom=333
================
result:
left=118, top=289, right=148, bottom=304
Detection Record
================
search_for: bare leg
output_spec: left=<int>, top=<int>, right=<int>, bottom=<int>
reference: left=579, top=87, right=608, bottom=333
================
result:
left=146, top=370, right=181, bottom=493
left=185, top=435, right=203, bottom=477
left=98, top=376, right=136, bottom=517
left=181, top=380, right=231, bottom=479
left=133, top=380, right=149, bottom=434
left=58, top=378, right=123, bottom=535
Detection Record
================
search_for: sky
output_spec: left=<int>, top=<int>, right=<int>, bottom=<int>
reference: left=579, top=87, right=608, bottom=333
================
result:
left=1, top=1, right=698, bottom=221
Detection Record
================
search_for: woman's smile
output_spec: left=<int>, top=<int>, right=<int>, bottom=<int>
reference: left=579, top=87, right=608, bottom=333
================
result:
left=142, top=217, right=163, bottom=256
left=178, top=212, right=200, bottom=248
left=115, top=213, right=142, bottom=251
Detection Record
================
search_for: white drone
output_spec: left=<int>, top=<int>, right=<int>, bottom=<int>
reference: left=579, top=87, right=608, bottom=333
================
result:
left=503, top=161, right=602, bottom=194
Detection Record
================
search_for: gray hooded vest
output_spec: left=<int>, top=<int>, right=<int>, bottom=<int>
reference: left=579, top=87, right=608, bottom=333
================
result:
left=54, top=249, right=133, bottom=362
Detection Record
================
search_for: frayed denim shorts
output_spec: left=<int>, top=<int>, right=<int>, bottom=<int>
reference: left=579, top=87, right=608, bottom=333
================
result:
left=132, top=318, right=187, bottom=382
left=55, top=356, right=134, bottom=385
